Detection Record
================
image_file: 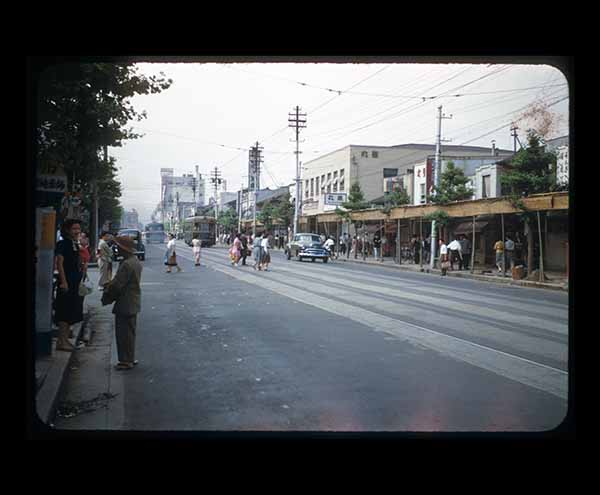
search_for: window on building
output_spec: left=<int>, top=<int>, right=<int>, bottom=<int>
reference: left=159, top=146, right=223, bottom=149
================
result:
left=321, top=174, right=325, bottom=186
left=327, top=172, right=331, bottom=183
left=339, top=179, right=345, bottom=191
left=340, top=168, right=344, bottom=178
left=420, top=183, right=426, bottom=204
left=333, top=181, right=338, bottom=192
left=327, top=184, right=331, bottom=193
left=383, top=168, right=398, bottom=178
left=372, top=151, right=379, bottom=158
left=310, top=178, right=314, bottom=197
left=361, top=151, right=368, bottom=158
left=333, top=171, right=338, bottom=179
left=305, top=180, right=309, bottom=198
left=482, top=175, right=491, bottom=198
left=316, top=177, right=319, bottom=194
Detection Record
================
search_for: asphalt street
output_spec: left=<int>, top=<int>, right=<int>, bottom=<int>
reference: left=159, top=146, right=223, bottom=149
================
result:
left=57, top=240, right=570, bottom=432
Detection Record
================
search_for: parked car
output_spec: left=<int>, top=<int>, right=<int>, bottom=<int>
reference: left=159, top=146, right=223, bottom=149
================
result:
left=113, top=229, right=146, bottom=261
left=285, top=233, right=329, bottom=263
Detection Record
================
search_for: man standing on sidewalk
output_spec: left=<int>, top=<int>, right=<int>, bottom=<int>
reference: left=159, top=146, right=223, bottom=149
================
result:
left=459, top=234, right=471, bottom=271
left=101, top=236, right=142, bottom=371
left=447, top=238, right=462, bottom=271
left=373, top=232, right=382, bottom=262
left=494, top=238, right=505, bottom=273
left=505, top=235, right=515, bottom=270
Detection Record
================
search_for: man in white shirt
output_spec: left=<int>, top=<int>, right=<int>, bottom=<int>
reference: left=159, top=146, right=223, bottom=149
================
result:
left=260, top=232, right=271, bottom=271
left=323, top=236, right=335, bottom=260
left=439, top=238, right=449, bottom=276
left=447, top=238, right=462, bottom=271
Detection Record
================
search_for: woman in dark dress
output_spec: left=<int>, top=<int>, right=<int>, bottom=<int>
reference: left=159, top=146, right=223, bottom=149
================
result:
left=54, top=219, right=84, bottom=352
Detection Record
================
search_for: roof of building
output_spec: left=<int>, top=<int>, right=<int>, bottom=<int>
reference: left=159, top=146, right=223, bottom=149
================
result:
left=304, top=142, right=513, bottom=166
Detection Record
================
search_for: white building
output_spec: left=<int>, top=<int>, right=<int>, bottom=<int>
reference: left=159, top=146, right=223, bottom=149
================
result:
left=160, top=168, right=206, bottom=224
left=301, top=144, right=513, bottom=215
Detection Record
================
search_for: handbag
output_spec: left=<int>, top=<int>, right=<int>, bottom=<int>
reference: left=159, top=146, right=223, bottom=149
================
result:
left=78, top=274, right=93, bottom=296
left=441, top=260, right=451, bottom=269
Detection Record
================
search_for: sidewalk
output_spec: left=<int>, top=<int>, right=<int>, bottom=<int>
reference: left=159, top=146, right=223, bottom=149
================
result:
left=330, top=254, right=568, bottom=292
left=35, top=268, right=101, bottom=427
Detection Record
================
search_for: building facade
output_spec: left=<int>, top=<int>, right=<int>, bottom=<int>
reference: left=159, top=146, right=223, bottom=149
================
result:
left=159, top=168, right=206, bottom=227
left=301, top=144, right=514, bottom=215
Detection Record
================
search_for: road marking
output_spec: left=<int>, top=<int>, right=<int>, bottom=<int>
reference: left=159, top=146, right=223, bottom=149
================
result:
left=271, top=262, right=568, bottom=336
left=207, top=261, right=568, bottom=400
left=261, top=269, right=568, bottom=366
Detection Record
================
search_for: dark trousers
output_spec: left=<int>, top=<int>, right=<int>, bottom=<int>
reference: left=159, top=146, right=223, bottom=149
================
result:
left=450, top=250, right=461, bottom=270
left=461, top=253, right=470, bottom=270
left=115, top=314, right=137, bottom=364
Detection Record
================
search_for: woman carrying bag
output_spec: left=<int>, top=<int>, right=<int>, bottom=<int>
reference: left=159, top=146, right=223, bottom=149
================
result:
left=165, top=233, right=182, bottom=273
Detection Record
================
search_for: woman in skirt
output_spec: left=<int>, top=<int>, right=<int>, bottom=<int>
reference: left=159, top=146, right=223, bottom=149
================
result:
left=165, top=233, right=182, bottom=273
left=54, top=219, right=85, bottom=352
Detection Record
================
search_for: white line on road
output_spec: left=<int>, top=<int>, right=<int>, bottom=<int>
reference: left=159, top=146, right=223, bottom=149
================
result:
left=201, top=257, right=567, bottom=400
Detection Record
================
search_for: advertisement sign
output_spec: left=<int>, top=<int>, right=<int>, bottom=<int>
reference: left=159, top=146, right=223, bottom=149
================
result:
left=37, top=174, right=67, bottom=193
left=323, top=192, right=347, bottom=206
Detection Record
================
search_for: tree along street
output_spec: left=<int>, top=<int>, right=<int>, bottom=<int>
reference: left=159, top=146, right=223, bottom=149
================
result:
left=55, top=241, right=568, bottom=431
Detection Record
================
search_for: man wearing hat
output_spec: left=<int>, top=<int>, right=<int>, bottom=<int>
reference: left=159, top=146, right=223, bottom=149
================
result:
left=101, top=235, right=143, bottom=370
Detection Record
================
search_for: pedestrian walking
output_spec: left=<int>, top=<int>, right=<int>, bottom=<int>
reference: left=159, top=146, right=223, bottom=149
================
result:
left=494, top=238, right=505, bottom=273
left=373, top=233, right=382, bottom=262
left=191, top=234, right=202, bottom=266
left=79, top=232, right=91, bottom=276
left=253, top=232, right=263, bottom=270
left=447, top=238, right=462, bottom=271
left=97, top=230, right=113, bottom=289
left=165, top=233, right=182, bottom=273
left=423, top=235, right=431, bottom=264
left=323, top=235, right=335, bottom=261
left=275, top=234, right=279, bottom=250
left=240, top=233, right=249, bottom=266
left=53, top=219, right=85, bottom=352
left=229, top=233, right=242, bottom=266
left=412, top=236, right=421, bottom=265
left=260, top=232, right=271, bottom=271
left=344, top=233, right=351, bottom=259
left=339, top=236, right=346, bottom=257
left=101, top=235, right=142, bottom=371
left=439, top=238, right=450, bottom=276
left=505, top=235, right=515, bottom=270
left=351, top=235, right=358, bottom=259
left=458, top=235, right=471, bottom=270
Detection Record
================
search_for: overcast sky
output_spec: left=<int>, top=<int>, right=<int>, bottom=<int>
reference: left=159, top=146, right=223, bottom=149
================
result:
left=110, top=61, right=569, bottom=225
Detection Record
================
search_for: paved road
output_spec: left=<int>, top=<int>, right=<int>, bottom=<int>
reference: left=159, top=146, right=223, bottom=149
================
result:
left=59, top=240, right=570, bottom=432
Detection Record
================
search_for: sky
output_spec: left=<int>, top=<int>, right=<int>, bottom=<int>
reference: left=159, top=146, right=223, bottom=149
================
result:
left=110, top=61, right=569, bottom=225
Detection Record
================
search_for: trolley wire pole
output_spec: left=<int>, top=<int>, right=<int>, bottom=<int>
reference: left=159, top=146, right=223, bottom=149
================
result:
left=289, top=106, right=307, bottom=237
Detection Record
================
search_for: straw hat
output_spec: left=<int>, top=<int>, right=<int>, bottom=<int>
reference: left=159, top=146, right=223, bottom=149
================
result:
left=114, top=235, right=136, bottom=254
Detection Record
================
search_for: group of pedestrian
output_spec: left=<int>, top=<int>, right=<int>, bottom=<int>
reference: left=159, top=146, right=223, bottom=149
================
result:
left=494, top=235, right=515, bottom=273
left=54, top=219, right=143, bottom=372
left=251, top=232, right=272, bottom=271
left=437, top=234, right=472, bottom=275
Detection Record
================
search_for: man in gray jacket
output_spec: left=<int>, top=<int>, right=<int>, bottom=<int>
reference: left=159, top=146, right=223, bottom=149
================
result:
left=101, top=235, right=143, bottom=370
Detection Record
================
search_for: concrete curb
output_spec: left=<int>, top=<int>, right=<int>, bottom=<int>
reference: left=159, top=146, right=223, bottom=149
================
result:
left=35, top=270, right=99, bottom=426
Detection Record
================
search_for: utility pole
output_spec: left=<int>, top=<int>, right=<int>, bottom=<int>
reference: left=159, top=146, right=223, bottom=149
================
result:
left=289, top=106, right=307, bottom=237
left=430, top=106, right=452, bottom=271
left=249, top=143, right=263, bottom=237
left=510, top=123, right=523, bottom=153
left=210, top=166, right=222, bottom=239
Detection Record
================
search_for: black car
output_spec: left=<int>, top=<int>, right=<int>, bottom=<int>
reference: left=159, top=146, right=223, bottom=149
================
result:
left=285, top=233, right=329, bottom=263
left=113, top=229, right=146, bottom=261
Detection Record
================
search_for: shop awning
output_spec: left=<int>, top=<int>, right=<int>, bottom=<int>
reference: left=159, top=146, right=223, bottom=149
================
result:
left=453, top=221, right=489, bottom=235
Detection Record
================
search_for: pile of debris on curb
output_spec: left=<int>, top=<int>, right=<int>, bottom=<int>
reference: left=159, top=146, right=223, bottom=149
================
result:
left=55, top=392, right=119, bottom=419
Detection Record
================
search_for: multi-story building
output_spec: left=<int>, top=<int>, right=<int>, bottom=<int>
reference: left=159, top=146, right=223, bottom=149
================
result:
left=159, top=167, right=206, bottom=225
left=301, top=144, right=514, bottom=215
